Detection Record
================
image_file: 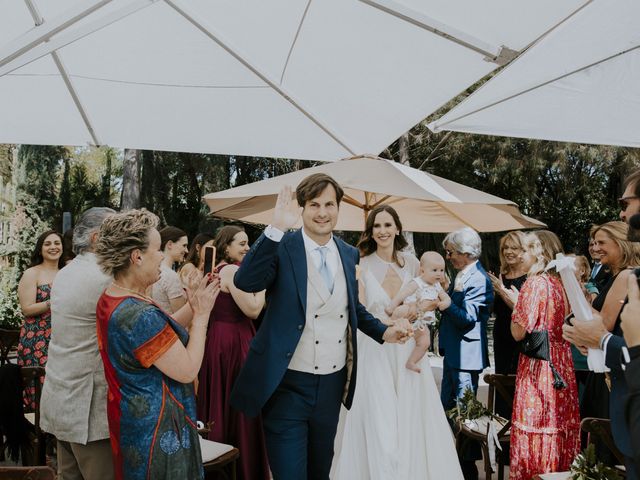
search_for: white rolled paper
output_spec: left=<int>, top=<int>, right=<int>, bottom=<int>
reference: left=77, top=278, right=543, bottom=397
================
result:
left=546, top=253, right=608, bottom=373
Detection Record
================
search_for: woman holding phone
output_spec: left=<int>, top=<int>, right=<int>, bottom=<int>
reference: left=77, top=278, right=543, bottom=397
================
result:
left=196, top=226, right=269, bottom=480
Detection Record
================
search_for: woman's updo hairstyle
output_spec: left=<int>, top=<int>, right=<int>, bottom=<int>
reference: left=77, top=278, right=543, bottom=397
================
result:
left=95, top=209, right=159, bottom=277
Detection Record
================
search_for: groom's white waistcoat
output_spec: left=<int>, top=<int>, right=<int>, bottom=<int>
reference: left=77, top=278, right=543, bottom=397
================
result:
left=288, top=251, right=349, bottom=374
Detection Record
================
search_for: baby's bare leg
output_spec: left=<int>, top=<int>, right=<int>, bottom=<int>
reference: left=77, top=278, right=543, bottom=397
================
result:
left=406, top=329, right=430, bottom=373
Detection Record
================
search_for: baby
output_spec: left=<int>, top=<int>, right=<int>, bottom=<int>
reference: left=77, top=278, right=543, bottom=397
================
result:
left=385, top=251, right=451, bottom=373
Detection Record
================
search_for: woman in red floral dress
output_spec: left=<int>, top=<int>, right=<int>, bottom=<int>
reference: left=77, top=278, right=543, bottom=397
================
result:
left=509, top=231, right=580, bottom=480
left=17, top=230, right=64, bottom=410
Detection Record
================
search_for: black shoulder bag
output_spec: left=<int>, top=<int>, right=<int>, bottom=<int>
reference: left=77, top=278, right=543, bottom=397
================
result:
left=517, top=277, right=568, bottom=390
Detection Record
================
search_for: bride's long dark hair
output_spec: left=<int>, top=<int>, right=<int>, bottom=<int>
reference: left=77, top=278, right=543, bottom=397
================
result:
left=357, top=204, right=408, bottom=266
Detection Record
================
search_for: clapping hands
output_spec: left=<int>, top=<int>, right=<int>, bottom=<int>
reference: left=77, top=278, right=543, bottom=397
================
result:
left=488, top=271, right=519, bottom=309
left=187, top=274, right=221, bottom=327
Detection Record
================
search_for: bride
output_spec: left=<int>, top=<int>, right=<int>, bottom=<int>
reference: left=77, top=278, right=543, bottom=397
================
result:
left=331, top=205, right=463, bottom=479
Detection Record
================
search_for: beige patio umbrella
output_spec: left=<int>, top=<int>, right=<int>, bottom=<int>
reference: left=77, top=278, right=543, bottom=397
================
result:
left=203, top=156, right=545, bottom=233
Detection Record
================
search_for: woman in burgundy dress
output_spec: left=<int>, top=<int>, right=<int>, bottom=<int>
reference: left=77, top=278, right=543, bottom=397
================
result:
left=197, top=226, right=269, bottom=480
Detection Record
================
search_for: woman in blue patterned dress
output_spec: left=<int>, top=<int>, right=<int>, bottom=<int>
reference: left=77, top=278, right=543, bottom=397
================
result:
left=17, top=229, right=64, bottom=409
left=94, top=210, right=220, bottom=480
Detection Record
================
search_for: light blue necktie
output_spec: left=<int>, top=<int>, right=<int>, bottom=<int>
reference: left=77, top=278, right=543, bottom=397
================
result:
left=591, top=262, right=601, bottom=280
left=317, top=246, right=334, bottom=293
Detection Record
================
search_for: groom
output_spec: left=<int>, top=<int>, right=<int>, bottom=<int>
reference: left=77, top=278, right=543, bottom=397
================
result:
left=230, top=173, right=409, bottom=479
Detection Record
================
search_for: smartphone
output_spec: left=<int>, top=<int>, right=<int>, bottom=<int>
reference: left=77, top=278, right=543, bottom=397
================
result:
left=564, top=313, right=575, bottom=326
left=203, top=245, right=216, bottom=276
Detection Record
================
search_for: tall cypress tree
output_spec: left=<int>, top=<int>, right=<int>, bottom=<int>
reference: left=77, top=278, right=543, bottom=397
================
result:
left=17, top=145, right=66, bottom=229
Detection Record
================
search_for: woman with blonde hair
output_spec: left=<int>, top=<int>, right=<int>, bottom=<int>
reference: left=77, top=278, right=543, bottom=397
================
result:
left=509, top=230, right=580, bottom=479
left=589, top=221, right=640, bottom=330
left=488, top=231, right=528, bottom=376
left=95, top=209, right=220, bottom=480
left=580, top=221, right=640, bottom=448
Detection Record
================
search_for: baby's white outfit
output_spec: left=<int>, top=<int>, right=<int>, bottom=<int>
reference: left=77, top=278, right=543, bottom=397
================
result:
left=405, top=277, right=442, bottom=330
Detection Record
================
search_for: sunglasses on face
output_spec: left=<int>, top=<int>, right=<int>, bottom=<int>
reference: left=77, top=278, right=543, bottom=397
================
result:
left=619, top=196, right=639, bottom=210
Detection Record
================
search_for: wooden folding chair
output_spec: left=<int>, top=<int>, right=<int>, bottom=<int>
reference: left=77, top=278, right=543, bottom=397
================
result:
left=455, top=373, right=516, bottom=480
left=196, top=422, right=239, bottom=480
left=0, top=328, right=20, bottom=365
left=581, top=417, right=626, bottom=478
left=0, top=466, right=56, bottom=479
left=20, top=366, right=46, bottom=466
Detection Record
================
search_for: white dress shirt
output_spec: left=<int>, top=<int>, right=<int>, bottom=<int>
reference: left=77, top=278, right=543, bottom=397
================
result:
left=265, top=224, right=339, bottom=277
left=453, top=260, right=478, bottom=291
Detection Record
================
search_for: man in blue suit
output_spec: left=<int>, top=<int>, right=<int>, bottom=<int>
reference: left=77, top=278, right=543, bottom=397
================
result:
left=438, top=227, right=494, bottom=480
left=230, top=173, right=409, bottom=479
left=621, top=272, right=640, bottom=471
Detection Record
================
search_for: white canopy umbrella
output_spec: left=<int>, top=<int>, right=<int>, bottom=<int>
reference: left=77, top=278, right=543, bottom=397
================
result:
left=203, top=155, right=545, bottom=232
left=0, top=0, right=586, bottom=161
left=429, top=0, right=640, bottom=148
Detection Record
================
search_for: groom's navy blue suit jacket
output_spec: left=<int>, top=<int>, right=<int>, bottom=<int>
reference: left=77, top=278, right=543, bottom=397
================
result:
left=230, top=230, right=387, bottom=418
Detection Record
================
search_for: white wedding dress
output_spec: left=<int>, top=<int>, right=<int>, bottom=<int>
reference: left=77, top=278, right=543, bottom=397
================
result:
left=331, top=253, right=463, bottom=480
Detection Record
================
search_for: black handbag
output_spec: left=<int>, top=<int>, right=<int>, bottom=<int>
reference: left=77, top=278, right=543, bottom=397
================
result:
left=517, top=278, right=568, bottom=390
left=518, top=329, right=549, bottom=361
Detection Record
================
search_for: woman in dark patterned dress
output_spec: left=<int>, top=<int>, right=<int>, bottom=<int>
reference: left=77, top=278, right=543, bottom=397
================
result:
left=197, top=226, right=270, bottom=480
left=94, top=210, right=220, bottom=480
left=17, top=230, right=64, bottom=409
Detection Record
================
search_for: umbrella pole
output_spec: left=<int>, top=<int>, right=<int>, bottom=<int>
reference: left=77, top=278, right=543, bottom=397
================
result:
left=363, top=191, right=371, bottom=227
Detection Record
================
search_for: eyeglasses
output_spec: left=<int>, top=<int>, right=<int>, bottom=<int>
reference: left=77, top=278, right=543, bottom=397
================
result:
left=444, top=249, right=456, bottom=257
left=618, top=196, right=639, bottom=210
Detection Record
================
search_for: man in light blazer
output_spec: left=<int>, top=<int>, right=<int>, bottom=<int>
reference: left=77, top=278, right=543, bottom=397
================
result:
left=439, top=227, right=494, bottom=480
left=40, top=207, right=115, bottom=480
left=230, top=173, right=408, bottom=480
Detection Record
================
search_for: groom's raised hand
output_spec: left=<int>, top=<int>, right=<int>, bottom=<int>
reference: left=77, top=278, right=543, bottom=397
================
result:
left=382, top=323, right=410, bottom=344
left=272, top=185, right=302, bottom=232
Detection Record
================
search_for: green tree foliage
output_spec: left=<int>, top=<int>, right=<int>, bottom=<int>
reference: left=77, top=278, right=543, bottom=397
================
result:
left=384, top=127, right=640, bottom=253
left=16, top=145, right=66, bottom=227
left=0, top=201, right=49, bottom=328
left=59, top=147, right=122, bottom=223
left=137, top=151, right=303, bottom=238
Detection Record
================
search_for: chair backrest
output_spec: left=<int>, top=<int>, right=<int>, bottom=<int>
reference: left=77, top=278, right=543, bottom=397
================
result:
left=483, top=373, right=516, bottom=413
left=0, top=466, right=56, bottom=479
left=580, top=417, right=626, bottom=466
left=20, top=367, right=45, bottom=417
left=20, top=366, right=46, bottom=466
left=483, top=373, right=516, bottom=436
left=0, top=328, right=21, bottom=365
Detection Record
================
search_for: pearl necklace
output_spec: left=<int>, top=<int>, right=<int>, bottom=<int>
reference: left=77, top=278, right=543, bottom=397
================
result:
left=111, top=282, right=152, bottom=302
